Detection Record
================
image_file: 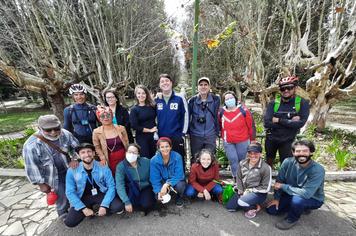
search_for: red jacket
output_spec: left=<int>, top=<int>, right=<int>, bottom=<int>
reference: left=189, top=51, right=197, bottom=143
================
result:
left=219, top=105, right=255, bottom=143
left=188, top=163, right=220, bottom=192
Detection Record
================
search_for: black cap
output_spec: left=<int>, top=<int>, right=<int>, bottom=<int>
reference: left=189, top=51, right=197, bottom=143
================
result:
left=247, top=143, right=262, bottom=153
left=75, top=143, right=95, bottom=153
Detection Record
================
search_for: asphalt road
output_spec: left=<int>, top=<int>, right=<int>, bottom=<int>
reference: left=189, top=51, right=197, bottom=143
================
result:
left=43, top=200, right=356, bottom=236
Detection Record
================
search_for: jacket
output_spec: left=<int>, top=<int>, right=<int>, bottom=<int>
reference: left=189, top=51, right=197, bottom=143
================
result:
left=150, top=151, right=185, bottom=194
left=236, top=158, right=272, bottom=194
left=65, top=161, right=116, bottom=210
left=264, top=96, right=309, bottom=141
left=92, top=125, right=129, bottom=162
left=188, top=93, right=220, bottom=137
left=23, top=129, right=79, bottom=190
left=114, top=105, right=134, bottom=143
left=188, top=163, right=219, bottom=192
left=275, top=157, right=325, bottom=202
left=219, top=105, right=255, bottom=143
left=155, top=91, right=188, bottom=138
left=115, top=157, right=151, bottom=205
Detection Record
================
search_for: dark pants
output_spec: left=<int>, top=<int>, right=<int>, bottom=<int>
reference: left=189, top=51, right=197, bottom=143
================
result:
left=132, top=186, right=156, bottom=213
left=56, top=172, right=69, bottom=217
left=190, top=135, right=216, bottom=162
left=75, top=134, right=93, bottom=144
left=135, top=133, right=156, bottom=159
left=155, top=180, right=186, bottom=201
left=266, top=193, right=323, bottom=222
left=64, top=192, right=124, bottom=227
left=265, top=137, right=293, bottom=165
left=168, top=136, right=186, bottom=171
left=226, top=192, right=267, bottom=211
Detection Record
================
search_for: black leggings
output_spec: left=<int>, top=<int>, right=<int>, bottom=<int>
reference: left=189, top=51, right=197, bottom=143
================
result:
left=135, top=133, right=156, bottom=159
left=265, top=137, right=293, bottom=164
left=64, top=193, right=124, bottom=227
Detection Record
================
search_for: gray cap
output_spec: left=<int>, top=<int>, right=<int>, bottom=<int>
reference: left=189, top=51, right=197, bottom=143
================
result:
left=198, top=77, right=210, bottom=85
left=38, top=115, right=61, bottom=129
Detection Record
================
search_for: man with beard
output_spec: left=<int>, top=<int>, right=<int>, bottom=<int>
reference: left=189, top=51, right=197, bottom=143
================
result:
left=64, top=143, right=124, bottom=227
left=23, top=115, right=79, bottom=218
left=263, top=76, right=310, bottom=168
left=266, top=140, right=325, bottom=230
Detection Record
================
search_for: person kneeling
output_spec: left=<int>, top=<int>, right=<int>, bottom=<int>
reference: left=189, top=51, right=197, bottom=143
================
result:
left=185, top=149, right=222, bottom=202
left=150, top=137, right=186, bottom=207
left=116, top=144, right=155, bottom=215
left=64, top=143, right=124, bottom=227
left=266, top=140, right=325, bottom=230
left=226, top=143, right=272, bottom=218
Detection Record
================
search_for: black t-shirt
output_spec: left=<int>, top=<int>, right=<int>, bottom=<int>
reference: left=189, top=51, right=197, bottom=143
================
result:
left=83, top=168, right=102, bottom=197
left=129, top=105, right=156, bottom=135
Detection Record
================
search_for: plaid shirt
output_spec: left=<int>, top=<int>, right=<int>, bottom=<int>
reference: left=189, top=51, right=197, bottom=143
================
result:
left=22, top=129, right=79, bottom=190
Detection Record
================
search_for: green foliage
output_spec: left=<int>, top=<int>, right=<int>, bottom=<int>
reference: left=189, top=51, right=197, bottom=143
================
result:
left=326, top=135, right=353, bottom=170
left=216, top=146, right=229, bottom=168
left=305, top=124, right=317, bottom=140
left=0, top=127, right=35, bottom=169
left=252, top=112, right=264, bottom=135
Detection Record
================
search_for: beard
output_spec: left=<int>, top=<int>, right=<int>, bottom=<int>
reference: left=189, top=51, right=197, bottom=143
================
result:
left=295, top=155, right=311, bottom=164
left=82, top=158, right=94, bottom=165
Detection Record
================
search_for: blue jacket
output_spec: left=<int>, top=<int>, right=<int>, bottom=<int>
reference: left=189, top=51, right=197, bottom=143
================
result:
left=150, top=151, right=185, bottom=194
left=188, top=93, right=220, bottom=137
left=275, top=157, right=325, bottom=202
left=115, top=157, right=151, bottom=205
left=155, top=92, right=187, bottom=138
left=63, top=103, right=97, bottom=139
left=66, top=161, right=116, bottom=210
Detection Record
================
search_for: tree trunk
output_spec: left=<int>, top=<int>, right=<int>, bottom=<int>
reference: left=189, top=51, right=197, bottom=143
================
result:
left=47, top=93, right=66, bottom=122
left=307, top=97, right=331, bottom=131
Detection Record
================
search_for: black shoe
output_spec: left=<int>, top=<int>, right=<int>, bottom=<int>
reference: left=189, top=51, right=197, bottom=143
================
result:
left=176, top=197, right=184, bottom=208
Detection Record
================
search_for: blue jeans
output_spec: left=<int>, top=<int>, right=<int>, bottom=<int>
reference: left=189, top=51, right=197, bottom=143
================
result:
left=226, top=192, right=267, bottom=211
left=266, top=193, right=323, bottom=222
left=223, top=140, right=250, bottom=177
left=185, top=184, right=223, bottom=197
left=131, top=186, right=155, bottom=212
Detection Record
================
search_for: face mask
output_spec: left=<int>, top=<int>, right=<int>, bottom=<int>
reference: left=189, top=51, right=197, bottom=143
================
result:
left=295, top=155, right=311, bottom=164
left=126, top=153, right=138, bottom=163
left=225, top=98, right=236, bottom=108
left=40, top=130, right=60, bottom=141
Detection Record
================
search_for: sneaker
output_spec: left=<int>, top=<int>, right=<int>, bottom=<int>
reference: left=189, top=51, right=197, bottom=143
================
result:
left=244, top=209, right=257, bottom=219
left=275, top=219, right=298, bottom=230
left=116, top=209, right=124, bottom=215
left=175, top=197, right=184, bottom=208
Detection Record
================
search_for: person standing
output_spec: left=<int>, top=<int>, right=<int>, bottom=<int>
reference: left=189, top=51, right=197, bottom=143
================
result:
left=130, top=85, right=157, bottom=158
left=264, top=76, right=309, bottom=167
left=23, top=115, right=79, bottom=218
left=63, top=84, right=97, bottom=144
left=219, top=91, right=256, bottom=179
left=64, top=143, right=124, bottom=227
left=155, top=74, right=188, bottom=167
left=188, top=77, right=220, bottom=160
left=266, top=140, right=325, bottom=230
left=104, top=89, right=134, bottom=143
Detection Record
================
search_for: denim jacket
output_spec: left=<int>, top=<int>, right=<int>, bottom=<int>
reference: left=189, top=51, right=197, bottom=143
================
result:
left=66, top=161, right=115, bottom=210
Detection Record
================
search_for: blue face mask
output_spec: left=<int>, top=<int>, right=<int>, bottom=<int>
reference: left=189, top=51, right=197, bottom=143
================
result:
left=225, top=98, right=236, bottom=108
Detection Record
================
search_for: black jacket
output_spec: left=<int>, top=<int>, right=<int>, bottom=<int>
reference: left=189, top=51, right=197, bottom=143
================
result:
left=115, top=105, right=134, bottom=143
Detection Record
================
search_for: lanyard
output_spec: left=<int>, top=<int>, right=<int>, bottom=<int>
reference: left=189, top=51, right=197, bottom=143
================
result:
left=87, top=174, right=95, bottom=189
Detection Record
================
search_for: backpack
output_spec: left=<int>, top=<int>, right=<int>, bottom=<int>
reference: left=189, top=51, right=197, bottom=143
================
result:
left=273, top=94, right=301, bottom=113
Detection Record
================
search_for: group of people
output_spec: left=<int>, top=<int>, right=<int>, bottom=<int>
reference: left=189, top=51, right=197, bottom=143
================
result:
left=22, top=73, right=325, bottom=230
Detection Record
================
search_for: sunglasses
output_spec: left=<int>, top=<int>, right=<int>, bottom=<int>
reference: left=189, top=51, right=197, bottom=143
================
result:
left=280, top=85, right=295, bottom=92
left=99, top=113, right=112, bottom=119
left=43, top=127, right=61, bottom=132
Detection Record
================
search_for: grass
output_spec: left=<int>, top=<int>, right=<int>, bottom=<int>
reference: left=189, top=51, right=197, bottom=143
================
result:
left=0, top=110, right=51, bottom=134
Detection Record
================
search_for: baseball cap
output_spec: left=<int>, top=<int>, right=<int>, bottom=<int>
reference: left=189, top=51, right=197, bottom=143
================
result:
left=198, top=77, right=210, bottom=85
left=38, top=115, right=61, bottom=129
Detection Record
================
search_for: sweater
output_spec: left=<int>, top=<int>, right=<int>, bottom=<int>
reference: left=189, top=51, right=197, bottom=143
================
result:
left=188, top=163, right=219, bottom=192
left=129, top=105, right=156, bottom=135
left=115, top=157, right=151, bottom=205
left=275, top=157, right=325, bottom=202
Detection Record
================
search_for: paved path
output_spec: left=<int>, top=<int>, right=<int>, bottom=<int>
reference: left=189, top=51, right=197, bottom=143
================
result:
left=0, top=177, right=355, bottom=235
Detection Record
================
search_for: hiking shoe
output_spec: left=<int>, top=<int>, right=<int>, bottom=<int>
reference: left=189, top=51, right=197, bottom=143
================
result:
left=176, top=198, right=184, bottom=208
left=303, top=209, right=312, bottom=215
left=116, top=209, right=124, bottom=215
left=275, top=219, right=298, bottom=230
left=244, top=209, right=257, bottom=219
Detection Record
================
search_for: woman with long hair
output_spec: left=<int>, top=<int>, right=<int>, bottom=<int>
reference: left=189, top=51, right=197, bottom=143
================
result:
left=93, top=106, right=129, bottom=175
left=129, top=85, right=157, bottom=158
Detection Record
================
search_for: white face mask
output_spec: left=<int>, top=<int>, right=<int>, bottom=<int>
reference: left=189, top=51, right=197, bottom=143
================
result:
left=126, top=153, right=138, bottom=163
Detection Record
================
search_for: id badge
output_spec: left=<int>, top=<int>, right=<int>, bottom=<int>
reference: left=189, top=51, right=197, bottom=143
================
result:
left=91, top=188, right=98, bottom=196
left=81, top=120, right=89, bottom=125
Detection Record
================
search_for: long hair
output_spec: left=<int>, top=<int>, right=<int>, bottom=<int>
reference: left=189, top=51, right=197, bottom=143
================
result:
left=195, top=149, right=216, bottom=165
left=103, top=89, right=121, bottom=107
left=134, top=84, right=155, bottom=107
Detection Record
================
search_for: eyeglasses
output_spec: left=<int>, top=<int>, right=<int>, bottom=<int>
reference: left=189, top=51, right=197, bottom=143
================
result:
left=280, top=85, right=295, bottom=92
left=127, top=151, right=139, bottom=155
left=43, top=127, right=61, bottom=132
left=99, top=113, right=112, bottom=119
left=106, top=96, right=116, bottom=100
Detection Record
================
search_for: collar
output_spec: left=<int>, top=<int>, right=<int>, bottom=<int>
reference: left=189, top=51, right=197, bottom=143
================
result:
left=79, top=160, right=100, bottom=174
left=242, top=157, right=262, bottom=169
left=196, top=93, right=213, bottom=104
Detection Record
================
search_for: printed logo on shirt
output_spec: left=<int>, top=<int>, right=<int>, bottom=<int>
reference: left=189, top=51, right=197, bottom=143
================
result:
left=170, top=103, right=178, bottom=110
left=157, top=103, right=163, bottom=110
